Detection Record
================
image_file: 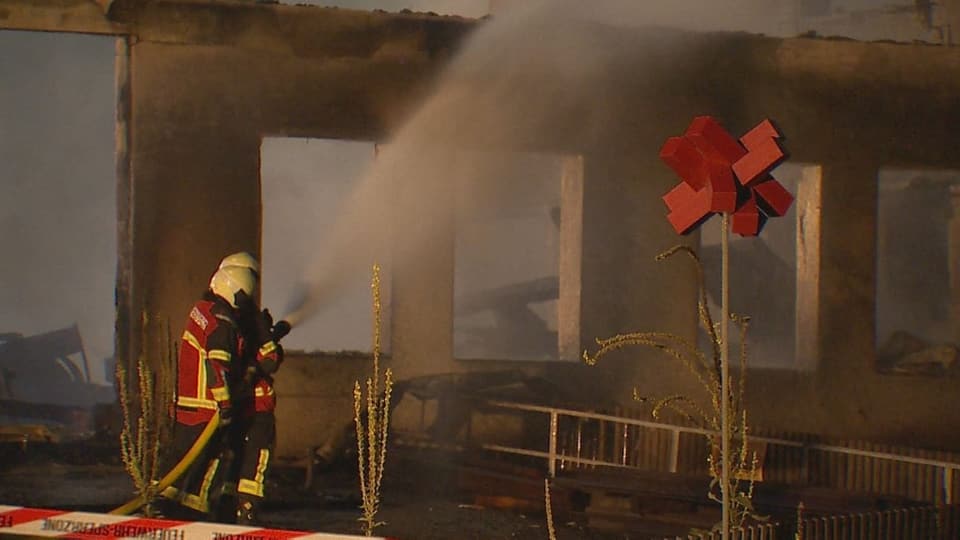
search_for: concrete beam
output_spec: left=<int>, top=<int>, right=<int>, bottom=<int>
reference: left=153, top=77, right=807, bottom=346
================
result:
left=0, top=0, right=475, bottom=47
left=773, top=37, right=960, bottom=92
left=0, top=0, right=129, bottom=35
left=133, top=0, right=473, bottom=60
left=4, top=0, right=958, bottom=171
left=721, top=34, right=960, bottom=168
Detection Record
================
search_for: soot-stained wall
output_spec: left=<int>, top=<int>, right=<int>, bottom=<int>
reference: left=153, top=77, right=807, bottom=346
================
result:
left=118, top=1, right=960, bottom=458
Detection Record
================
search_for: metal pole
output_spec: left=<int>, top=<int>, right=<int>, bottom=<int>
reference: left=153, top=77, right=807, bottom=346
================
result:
left=575, top=419, right=583, bottom=470
left=670, top=429, right=681, bottom=473
left=721, top=212, right=731, bottom=540
left=548, top=410, right=558, bottom=478
left=944, top=466, right=954, bottom=505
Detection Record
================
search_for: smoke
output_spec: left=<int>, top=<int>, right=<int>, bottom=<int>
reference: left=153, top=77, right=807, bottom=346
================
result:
left=281, top=0, right=794, bottom=329
left=0, top=31, right=116, bottom=383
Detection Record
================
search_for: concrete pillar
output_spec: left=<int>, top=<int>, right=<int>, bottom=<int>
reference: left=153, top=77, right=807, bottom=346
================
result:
left=795, top=165, right=822, bottom=371
left=576, top=147, right=701, bottom=405
left=388, top=162, right=456, bottom=380
left=949, top=184, right=960, bottom=343
left=114, top=36, right=133, bottom=377
left=816, top=161, right=880, bottom=378
left=558, top=156, right=584, bottom=362
left=129, top=42, right=263, bottom=370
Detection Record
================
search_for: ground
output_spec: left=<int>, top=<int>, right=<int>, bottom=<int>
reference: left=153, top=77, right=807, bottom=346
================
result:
left=0, top=443, right=630, bottom=540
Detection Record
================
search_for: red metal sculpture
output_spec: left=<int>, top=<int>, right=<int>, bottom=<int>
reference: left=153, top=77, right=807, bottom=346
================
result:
left=659, top=116, right=794, bottom=236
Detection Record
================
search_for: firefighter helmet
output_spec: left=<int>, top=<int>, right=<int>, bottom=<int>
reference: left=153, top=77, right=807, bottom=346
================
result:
left=219, top=251, right=260, bottom=277
left=209, top=266, right=257, bottom=308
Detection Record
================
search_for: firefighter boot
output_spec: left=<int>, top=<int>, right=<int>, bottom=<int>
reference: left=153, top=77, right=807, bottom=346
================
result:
left=236, top=498, right=258, bottom=525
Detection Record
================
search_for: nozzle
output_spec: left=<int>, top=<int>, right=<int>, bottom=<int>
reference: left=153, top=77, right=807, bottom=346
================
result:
left=272, top=320, right=292, bottom=342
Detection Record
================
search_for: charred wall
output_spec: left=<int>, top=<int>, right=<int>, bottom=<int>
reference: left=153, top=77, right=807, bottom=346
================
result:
left=123, top=2, right=469, bottom=389
left=727, top=38, right=960, bottom=449
left=120, top=2, right=476, bottom=460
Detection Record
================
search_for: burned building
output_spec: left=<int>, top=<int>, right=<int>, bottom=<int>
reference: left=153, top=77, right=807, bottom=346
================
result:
left=0, top=326, right=114, bottom=439
left=3, top=0, right=960, bottom=525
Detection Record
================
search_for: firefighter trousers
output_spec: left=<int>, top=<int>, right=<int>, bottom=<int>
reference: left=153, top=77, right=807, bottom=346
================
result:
left=159, top=421, right=230, bottom=521
left=235, top=411, right=276, bottom=522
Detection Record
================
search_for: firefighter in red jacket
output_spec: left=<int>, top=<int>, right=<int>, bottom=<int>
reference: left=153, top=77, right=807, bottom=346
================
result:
left=162, top=264, right=257, bottom=520
left=217, top=252, right=286, bottom=525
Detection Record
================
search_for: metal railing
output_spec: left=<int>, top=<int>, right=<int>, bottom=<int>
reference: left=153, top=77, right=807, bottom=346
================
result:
left=792, top=504, right=960, bottom=539
left=672, top=504, right=960, bottom=539
left=676, top=523, right=778, bottom=540
left=475, top=400, right=960, bottom=505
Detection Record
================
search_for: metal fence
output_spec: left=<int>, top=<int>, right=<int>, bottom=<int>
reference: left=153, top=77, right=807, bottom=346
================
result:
left=673, top=504, right=960, bottom=539
left=476, top=401, right=960, bottom=505
left=675, top=523, right=777, bottom=540
left=448, top=401, right=960, bottom=539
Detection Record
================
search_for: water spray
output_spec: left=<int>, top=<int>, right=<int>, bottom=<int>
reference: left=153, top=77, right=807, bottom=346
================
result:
left=274, top=0, right=798, bottom=341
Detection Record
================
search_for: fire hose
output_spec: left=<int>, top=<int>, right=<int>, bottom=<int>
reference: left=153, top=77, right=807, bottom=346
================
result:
left=109, top=412, right=221, bottom=515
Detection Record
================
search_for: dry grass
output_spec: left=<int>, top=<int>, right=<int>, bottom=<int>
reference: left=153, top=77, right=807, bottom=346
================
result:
left=115, top=312, right=173, bottom=517
left=794, top=502, right=805, bottom=540
left=353, top=263, right=394, bottom=536
left=544, top=478, right=558, bottom=540
left=583, top=245, right=765, bottom=531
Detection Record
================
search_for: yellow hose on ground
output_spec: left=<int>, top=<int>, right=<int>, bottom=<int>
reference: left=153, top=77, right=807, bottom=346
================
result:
left=109, top=413, right=221, bottom=515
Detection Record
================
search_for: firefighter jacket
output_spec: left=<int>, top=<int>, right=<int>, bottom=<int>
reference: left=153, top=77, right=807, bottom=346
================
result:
left=239, top=309, right=283, bottom=416
left=175, top=293, right=242, bottom=426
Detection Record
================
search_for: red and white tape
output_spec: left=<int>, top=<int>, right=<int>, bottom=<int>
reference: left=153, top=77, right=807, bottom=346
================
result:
left=0, top=505, right=394, bottom=540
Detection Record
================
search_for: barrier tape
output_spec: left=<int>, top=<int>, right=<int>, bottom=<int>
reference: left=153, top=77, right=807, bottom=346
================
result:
left=0, top=506, right=394, bottom=540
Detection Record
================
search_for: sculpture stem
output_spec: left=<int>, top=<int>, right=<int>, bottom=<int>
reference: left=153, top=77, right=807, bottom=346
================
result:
left=720, top=212, right=731, bottom=540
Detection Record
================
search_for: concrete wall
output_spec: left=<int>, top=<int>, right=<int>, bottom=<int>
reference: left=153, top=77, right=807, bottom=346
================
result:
left=118, top=1, right=960, bottom=459
left=724, top=39, right=960, bottom=448
left=122, top=1, right=470, bottom=377
left=121, top=2, right=473, bottom=459
left=271, top=352, right=371, bottom=461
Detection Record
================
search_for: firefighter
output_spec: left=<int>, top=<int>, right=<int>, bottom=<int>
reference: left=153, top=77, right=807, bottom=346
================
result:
left=218, top=252, right=286, bottom=525
left=160, top=265, right=257, bottom=520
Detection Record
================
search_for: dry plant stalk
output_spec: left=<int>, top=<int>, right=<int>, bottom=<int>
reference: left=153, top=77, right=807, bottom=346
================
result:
left=583, top=245, right=765, bottom=531
left=354, top=263, right=394, bottom=536
left=156, top=318, right=176, bottom=449
left=544, top=478, right=558, bottom=540
left=794, top=501, right=805, bottom=540
left=116, top=312, right=167, bottom=516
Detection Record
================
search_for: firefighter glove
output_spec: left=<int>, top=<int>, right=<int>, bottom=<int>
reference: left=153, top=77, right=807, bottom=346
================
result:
left=261, top=308, right=274, bottom=329
left=254, top=309, right=274, bottom=346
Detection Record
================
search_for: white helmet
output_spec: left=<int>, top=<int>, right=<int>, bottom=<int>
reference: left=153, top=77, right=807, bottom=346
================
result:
left=219, top=251, right=260, bottom=277
left=209, top=266, right=257, bottom=308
